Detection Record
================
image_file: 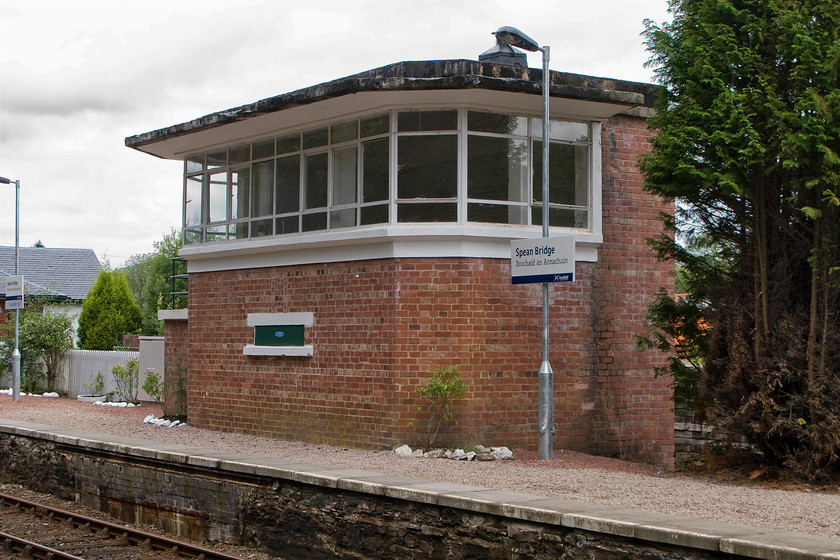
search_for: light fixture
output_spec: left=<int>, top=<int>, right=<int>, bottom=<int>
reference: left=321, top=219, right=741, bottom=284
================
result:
left=0, top=175, right=21, bottom=402
left=492, top=27, right=554, bottom=460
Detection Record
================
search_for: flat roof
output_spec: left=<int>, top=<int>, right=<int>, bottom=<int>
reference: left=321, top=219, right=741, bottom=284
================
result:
left=125, top=59, right=658, bottom=160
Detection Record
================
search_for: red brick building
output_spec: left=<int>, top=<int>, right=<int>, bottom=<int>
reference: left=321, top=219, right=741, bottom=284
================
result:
left=127, top=58, right=674, bottom=466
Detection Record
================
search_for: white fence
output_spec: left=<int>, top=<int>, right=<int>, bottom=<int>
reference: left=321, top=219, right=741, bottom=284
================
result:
left=57, top=349, right=139, bottom=398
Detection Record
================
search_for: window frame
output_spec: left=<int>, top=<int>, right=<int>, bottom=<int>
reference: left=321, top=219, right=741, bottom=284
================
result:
left=181, top=109, right=598, bottom=244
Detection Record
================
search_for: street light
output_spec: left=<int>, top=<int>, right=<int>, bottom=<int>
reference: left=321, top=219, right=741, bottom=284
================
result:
left=0, top=175, right=21, bottom=402
left=492, top=26, right=554, bottom=460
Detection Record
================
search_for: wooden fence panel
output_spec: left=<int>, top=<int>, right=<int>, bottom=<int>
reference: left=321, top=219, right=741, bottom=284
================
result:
left=57, top=349, right=138, bottom=398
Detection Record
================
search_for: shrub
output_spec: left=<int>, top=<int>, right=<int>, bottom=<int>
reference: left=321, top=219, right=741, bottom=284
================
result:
left=111, top=358, right=139, bottom=403
left=411, top=366, right=467, bottom=448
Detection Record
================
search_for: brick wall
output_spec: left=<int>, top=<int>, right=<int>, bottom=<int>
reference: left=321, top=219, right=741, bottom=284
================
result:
left=162, top=318, right=188, bottom=417
left=163, top=113, right=674, bottom=466
left=593, top=114, right=674, bottom=466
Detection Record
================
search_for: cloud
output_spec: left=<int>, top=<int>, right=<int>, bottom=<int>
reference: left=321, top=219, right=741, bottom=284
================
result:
left=0, top=0, right=670, bottom=267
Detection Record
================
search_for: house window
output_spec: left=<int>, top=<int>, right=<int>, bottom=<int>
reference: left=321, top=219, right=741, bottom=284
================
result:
left=182, top=110, right=595, bottom=244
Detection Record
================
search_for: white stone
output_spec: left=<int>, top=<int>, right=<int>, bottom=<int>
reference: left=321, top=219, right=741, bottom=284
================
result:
left=394, top=444, right=413, bottom=457
left=491, top=446, right=513, bottom=460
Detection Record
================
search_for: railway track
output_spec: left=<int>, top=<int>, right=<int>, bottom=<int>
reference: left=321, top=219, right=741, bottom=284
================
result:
left=0, top=492, right=247, bottom=560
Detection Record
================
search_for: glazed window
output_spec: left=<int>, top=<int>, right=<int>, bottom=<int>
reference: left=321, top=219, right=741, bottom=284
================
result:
left=182, top=110, right=594, bottom=244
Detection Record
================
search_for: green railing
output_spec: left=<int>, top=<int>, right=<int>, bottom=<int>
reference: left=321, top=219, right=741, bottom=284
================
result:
left=170, top=257, right=188, bottom=309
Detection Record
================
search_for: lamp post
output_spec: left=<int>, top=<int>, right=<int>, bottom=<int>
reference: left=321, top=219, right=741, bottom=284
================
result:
left=492, top=27, right=554, bottom=460
left=0, top=175, right=21, bottom=402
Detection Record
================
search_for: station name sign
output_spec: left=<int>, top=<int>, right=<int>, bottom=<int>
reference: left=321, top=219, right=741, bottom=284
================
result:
left=510, top=237, right=574, bottom=284
left=4, top=275, right=24, bottom=310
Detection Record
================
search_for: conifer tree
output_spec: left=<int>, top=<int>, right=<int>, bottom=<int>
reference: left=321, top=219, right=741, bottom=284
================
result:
left=78, top=270, right=142, bottom=350
left=642, top=0, right=840, bottom=478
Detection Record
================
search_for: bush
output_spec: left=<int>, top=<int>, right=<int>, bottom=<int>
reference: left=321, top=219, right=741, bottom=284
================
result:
left=410, top=366, right=467, bottom=448
left=111, top=359, right=139, bottom=403
left=141, top=370, right=164, bottom=402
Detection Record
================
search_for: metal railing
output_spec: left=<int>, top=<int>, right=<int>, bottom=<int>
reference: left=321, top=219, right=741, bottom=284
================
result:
left=170, top=257, right=188, bottom=309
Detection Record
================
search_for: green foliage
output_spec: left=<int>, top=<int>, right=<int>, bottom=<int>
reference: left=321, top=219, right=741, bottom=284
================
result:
left=111, top=358, right=139, bottom=403
left=171, top=366, right=188, bottom=419
left=637, top=289, right=707, bottom=411
left=84, top=372, right=105, bottom=397
left=141, top=370, right=164, bottom=402
left=77, top=269, right=142, bottom=350
left=143, top=364, right=188, bottom=420
left=642, top=0, right=840, bottom=479
left=410, top=366, right=467, bottom=448
left=123, top=230, right=185, bottom=335
left=1, top=298, right=74, bottom=393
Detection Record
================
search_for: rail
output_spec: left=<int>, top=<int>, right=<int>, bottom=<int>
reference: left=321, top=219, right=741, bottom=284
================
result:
left=0, top=493, right=244, bottom=560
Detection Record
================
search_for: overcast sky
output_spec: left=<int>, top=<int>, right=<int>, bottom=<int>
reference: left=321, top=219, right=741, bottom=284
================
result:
left=0, top=0, right=671, bottom=268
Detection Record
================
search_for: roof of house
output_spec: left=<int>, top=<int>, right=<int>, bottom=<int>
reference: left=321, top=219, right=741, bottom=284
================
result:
left=0, top=246, right=101, bottom=301
left=126, top=59, right=659, bottom=160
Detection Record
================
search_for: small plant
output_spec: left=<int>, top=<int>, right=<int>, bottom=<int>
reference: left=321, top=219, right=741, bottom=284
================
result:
left=84, top=372, right=105, bottom=396
left=172, top=367, right=188, bottom=419
left=155, top=364, right=188, bottom=420
left=410, top=366, right=467, bottom=449
left=141, top=370, right=164, bottom=402
left=111, top=358, right=139, bottom=403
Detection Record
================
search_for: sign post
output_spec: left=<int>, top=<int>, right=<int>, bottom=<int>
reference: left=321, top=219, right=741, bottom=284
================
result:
left=511, top=237, right=575, bottom=458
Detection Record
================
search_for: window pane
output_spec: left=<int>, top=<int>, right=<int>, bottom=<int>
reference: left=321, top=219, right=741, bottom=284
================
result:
left=231, top=222, right=249, bottom=239
left=205, top=225, right=227, bottom=242
left=275, top=216, right=299, bottom=234
left=468, top=203, right=528, bottom=225
left=207, top=151, right=227, bottom=169
left=305, top=153, right=328, bottom=209
left=468, top=136, right=528, bottom=202
left=360, top=204, right=388, bottom=225
left=532, top=119, right=589, bottom=142
left=330, top=208, right=356, bottom=229
left=208, top=171, right=227, bottom=223
left=252, top=160, right=274, bottom=217
left=398, top=110, right=457, bottom=131
left=185, top=175, right=203, bottom=227
left=532, top=206, right=589, bottom=228
left=397, top=203, right=457, bottom=222
left=303, top=128, right=328, bottom=149
left=229, top=145, right=250, bottom=164
left=362, top=138, right=389, bottom=202
left=276, top=155, right=300, bottom=214
left=360, top=114, right=389, bottom=137
left=331, top=121, right=358, bottom=144
left=398, top=136, right=457, bottom=198
left=468, top=112, right=528, bottom=135
left=333, top=147, right=357, bottom=206
left=186, top=156, right=204, bottom=174
left=277, top=134, right=300, bottom=155
left=533, top=142, right=589, bottom=206
left=253, top=139, right=275, bottom=160
left=231, top=167, right=250, bottom=219
left=184, top=227, right=202, bottom=245
left=302, top=212, right=327, bottom=231
left=251, top=218, right=272, bottom=237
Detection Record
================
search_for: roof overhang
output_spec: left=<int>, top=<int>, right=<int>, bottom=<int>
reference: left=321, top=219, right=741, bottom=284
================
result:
left=126, top=59, right=658, bottom=160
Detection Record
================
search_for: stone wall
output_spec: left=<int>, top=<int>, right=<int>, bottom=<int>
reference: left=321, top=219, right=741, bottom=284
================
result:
left=0, top=428, right=739, bottom=560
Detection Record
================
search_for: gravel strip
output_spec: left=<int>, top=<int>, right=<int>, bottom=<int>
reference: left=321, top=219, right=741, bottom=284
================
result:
left=1, top=395, right=838, bottom=539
